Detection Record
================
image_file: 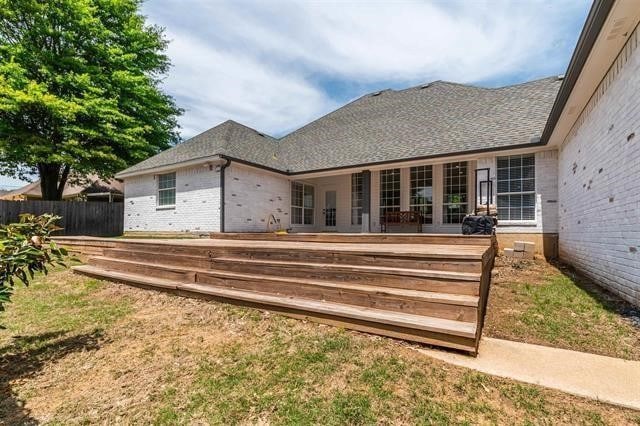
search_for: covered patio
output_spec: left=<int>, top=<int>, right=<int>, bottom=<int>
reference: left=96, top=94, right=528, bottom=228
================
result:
left=287, top=159, right=479, bottom=234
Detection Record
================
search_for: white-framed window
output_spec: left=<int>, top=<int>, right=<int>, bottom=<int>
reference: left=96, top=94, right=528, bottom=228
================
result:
left=410, top=165, right=433, bottom=224
left=291, top=181, right=314, bottom=225
left=157, top=172, right=176, bottom=207
left=443, top=162, right=468, bottom=224
left=497, top=154, right=536, bottom=221
left=351, top=173, right=363, bottom=225
left=379, top=168, right=400, bottom=219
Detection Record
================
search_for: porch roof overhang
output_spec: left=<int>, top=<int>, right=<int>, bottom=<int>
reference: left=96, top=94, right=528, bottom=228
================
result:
left=287, top=144, right=551, bottom=180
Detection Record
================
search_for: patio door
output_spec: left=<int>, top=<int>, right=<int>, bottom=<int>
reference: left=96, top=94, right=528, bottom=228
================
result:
left=323, top=190, right=337, bottom=230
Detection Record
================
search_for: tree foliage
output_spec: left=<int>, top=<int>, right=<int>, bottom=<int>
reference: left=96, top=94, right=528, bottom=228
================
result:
left=0, top=214, right=69, bottom=316
left=0, top=0, right=182, bottom=199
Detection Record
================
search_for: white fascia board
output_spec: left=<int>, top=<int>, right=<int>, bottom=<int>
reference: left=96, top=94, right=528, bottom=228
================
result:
left=115, top=155, right=223, bottom=179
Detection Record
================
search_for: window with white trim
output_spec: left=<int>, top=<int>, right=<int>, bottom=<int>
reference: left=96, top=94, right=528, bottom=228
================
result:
left=443, top=162, right=468, bottom=224
left=410, top=165, right=433, bottom=224
left=157, top=172, right=176, bottom=206
left=497, top=154, right=536, bottom=221
left=291, top=181, right=314, bottom=225
left=351, top=173, right=363, bottom=225
left=379, top=168, right=400, bottom=219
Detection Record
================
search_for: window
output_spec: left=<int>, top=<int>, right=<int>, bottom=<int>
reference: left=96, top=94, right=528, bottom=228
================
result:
left=410, top=165, right=433, bottom=224
left=157, top=172, right=176, bottom=206
left=443, top=162, right=468, bottom=224
left=497, top=154, right=536, bottom=221
left=351, top=173, right=363, bottom=225
left=291, top=181, right=314, bottom=225
left=379, top=169, right=400, bottom=219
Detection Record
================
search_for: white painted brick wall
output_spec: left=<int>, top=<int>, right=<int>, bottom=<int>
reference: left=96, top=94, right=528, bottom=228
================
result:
left=123, top=165, right=221, bottom=233
left=225, top=163, right=291, bottom=232
left=477, top=150, right=559, bottom=234
left=558, top=28, right=640, bottom=305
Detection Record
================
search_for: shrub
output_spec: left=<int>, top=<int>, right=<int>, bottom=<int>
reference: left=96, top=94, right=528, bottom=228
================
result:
left=0, top=213, right=68, bottom=315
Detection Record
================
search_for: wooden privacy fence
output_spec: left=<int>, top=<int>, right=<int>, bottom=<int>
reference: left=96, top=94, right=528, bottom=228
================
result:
left=0, top=200, right=123, bottom=236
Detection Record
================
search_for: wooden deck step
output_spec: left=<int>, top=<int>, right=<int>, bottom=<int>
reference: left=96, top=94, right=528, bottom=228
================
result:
left=214, top=257, right=481, bottom=281
left=103, top=246, right=483, bottom=273
left=66, top=233, right=496, bottom=354
left=88, top=256, right=479, bottom=321
left=210, top=257, right=481, bottom=296
left=95, top=249, right=481, bottom=294
left=210, top=232, right=494, bottom=246
left=109, top=239, right=486, bottom=259
left=73, top=264, right=478, bottom=351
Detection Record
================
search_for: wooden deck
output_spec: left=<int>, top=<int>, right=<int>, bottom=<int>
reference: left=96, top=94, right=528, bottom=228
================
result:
left=59, top=233, right=496, bottom=354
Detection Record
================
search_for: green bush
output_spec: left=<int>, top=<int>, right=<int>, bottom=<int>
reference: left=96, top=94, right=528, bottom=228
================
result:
left=0, top=213, right=68, bottom=315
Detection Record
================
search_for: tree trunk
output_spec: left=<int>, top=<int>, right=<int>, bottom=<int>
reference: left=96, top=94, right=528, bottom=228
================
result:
left=38, top=164, right=70, bottom=200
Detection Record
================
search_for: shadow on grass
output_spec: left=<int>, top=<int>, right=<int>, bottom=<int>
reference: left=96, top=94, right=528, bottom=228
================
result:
left=554, top=261, right=640, bottom=327
left=0, top=330, right=104, bottom=424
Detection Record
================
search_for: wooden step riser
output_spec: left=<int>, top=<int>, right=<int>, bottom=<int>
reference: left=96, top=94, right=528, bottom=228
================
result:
left=67, top=248, right=104, bottom=256
left=233, top=251, right=482, bottom=273
left=88, top=257, right=477, bottom=321
left=209, top=260, right=480, bottom=296
left=104, top=247, right=482, bottom=273
left=101, top=249, right=215, bottom=272
left=109, top=244, right=483, bottom=272
left=90, top=257, right=196, bottom=282
left=195, top=273, right=477, bottom=322
left=210, top=232, right=494, bottom=247
left=100, top=249, right=480, bottom=294
left=180, top=287, right=478, bottom=352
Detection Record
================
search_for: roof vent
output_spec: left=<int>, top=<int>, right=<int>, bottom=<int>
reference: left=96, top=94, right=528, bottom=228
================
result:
left=557, top=74, right=565, bottom=81
left=371, top=91, right=382, bottom=97
left=257, top=132, right=265, bottom=137
left=420, top=83, right=432, bottom=89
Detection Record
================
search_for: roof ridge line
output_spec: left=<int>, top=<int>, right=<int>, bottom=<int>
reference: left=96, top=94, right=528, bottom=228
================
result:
left=278, top=91, right=385, bottom=141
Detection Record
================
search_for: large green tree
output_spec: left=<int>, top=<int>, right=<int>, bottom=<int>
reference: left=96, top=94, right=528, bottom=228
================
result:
left=0, top=0, right=181, bottom=199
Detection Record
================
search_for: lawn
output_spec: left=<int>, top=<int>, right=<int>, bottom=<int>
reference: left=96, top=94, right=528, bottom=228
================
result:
left=1, top=268, right=640, bottom=424
left=485, top=257, right=640, bottom=361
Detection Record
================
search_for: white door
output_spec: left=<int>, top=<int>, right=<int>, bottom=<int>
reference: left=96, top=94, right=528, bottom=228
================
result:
left=323, top=190, right=337, bottom=230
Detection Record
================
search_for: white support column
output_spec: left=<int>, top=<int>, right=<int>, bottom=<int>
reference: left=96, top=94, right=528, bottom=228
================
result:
left=370, top=170, right=380, bottom=231
left=432, top=163, right=444, bottom=228
left=400, top=167, right=410, bottom=211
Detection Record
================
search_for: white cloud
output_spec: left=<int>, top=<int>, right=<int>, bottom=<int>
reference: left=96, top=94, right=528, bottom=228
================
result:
left=160, top=31, right=337, bottom=137
left=143, top=0, right=589, bottom=138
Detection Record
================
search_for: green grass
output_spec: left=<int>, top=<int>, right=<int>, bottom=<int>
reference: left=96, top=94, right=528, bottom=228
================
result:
left=487, top=263, right=640, bottom=360
left=150, top=325, right=634, bottom=425
left=0, top=268, right=131, bottom=355
left=1, top=268, right=639, bottom=424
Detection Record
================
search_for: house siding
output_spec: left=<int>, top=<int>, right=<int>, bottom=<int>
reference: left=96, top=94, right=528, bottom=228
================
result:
left=123, top=165, right=221, bottom=233
left=558, top=26, right=640, bottom=305
left=225, top=163, right=291, bottom=232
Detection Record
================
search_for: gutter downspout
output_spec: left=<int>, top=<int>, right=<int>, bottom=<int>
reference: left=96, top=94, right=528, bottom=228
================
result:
left=219, top=156, right=232, bottom=233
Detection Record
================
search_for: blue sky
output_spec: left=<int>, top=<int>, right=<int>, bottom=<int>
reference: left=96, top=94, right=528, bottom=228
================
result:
left=1, top=0, right=591, bottom=189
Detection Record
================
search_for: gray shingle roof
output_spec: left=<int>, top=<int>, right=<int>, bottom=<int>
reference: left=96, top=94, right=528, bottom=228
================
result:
left=118, top=76, right=562, bottom=176
left=279, top=77, right=562, bottom=172
left=117, top=120, right=281, bottom=176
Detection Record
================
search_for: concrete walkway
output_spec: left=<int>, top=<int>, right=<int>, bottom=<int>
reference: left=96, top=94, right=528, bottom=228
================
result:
left=414, top=337, right=640, bottom=410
